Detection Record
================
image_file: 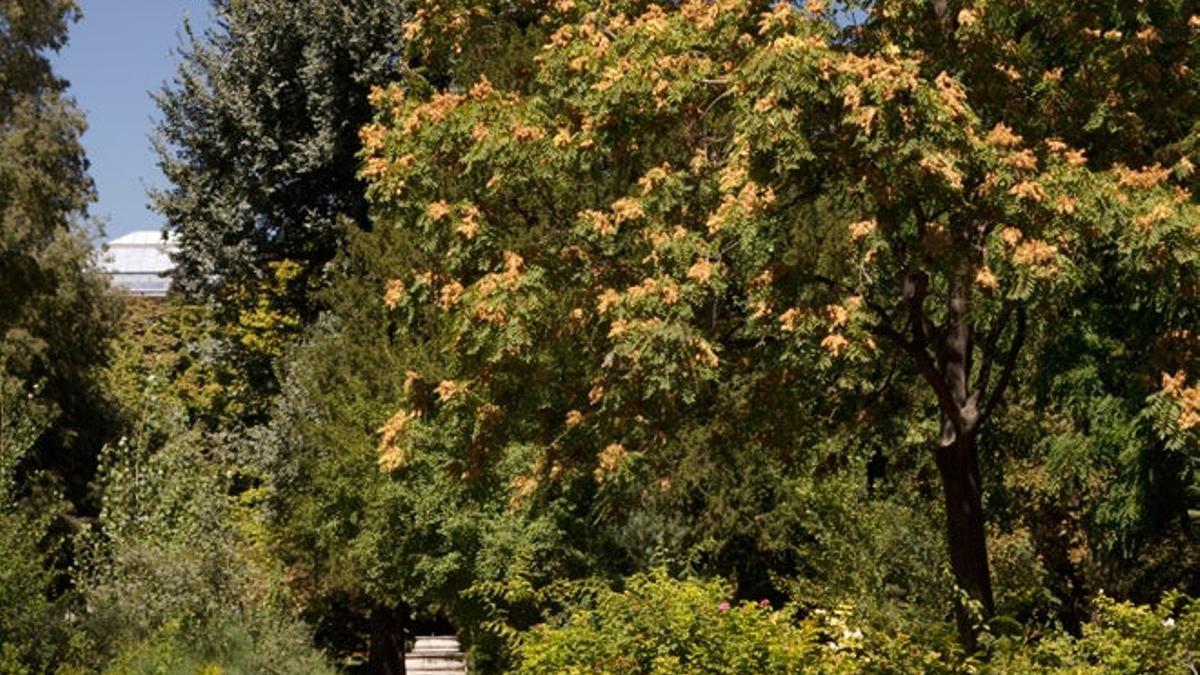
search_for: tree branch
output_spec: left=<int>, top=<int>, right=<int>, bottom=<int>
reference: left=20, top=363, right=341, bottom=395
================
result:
left=978, top=305, right=1027, bottom=428
left=903, top=271, right=937, bottom=348
left=973, top=301, right=1015, bottom=398
left=871, top=321, right=965, bottom=435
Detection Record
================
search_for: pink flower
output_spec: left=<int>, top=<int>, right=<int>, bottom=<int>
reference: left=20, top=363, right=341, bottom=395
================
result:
left=759, top=599, right=771, bottom=608
left=717, top=602, right=731, bottom=613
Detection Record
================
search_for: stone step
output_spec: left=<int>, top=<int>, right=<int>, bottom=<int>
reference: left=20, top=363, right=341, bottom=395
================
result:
left=410, top=644, right=463, bottom=654
left=406, top=635, right=466, bottom=674
left=406, top=655, right=465, bottom=665
left=411, top=637, right=461, bottom=650
left=412, top=634, right=458, bottom=648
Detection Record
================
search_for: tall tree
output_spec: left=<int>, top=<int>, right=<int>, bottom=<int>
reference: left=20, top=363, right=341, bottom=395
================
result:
left=0, top=0, right=117, bottom=507
left=152, top=0, right=406, bottom=325
left=152, top=0, right=407, bottom=425
left=360, top=0, right=1200, bottom=650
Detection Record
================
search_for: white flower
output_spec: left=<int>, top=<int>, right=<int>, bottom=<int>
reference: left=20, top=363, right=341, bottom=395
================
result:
left=1163, top=617, right=1176, bottom=628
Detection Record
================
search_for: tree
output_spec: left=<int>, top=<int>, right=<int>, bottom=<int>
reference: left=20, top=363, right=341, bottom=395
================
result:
left=0, top=372, right=73, bottom=671
left=152, top=0, right=408, bottom=414
left=360, top=0, right=1200, bottom=649
left=266, top=239, right=615, bottom=671
left=71, top=373, right=333, bottom=674
left=0, top=0, right=117, bottom=508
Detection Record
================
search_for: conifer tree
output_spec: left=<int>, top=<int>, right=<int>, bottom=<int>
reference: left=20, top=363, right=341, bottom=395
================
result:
left=0, top=0, right=116, bottom=507
left=153, top=0, right=405, bottom=321
left=152, top=0, right=407, bottom=422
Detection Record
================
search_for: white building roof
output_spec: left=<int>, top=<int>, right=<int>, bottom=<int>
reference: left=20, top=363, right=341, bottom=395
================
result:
left=100, top=230, right=177, bottom=297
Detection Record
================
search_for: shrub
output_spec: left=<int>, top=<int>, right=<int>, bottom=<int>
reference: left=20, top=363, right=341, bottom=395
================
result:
left=0, top=374, right=73, bottom=673
left=512, top=571, right=1200, bottom=674
left=512, top=570, right=862, bottom=674
left=69, top=377, right=332, bottom=673
left=987, top=593, right=1200, bottom=673
left=101, top=614, right=335, bottom=675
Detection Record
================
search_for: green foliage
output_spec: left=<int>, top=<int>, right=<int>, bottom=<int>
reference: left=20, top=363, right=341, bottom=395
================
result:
left=0, top=3, right=118, bottom=668
left=99, top=614, right=335, bottom=675
left=4, top=0, right=1197, bottom=671
left=509, top=570, right=966, bottom=675
left=514, top=572, right=1200, bottom=674
left=70, top=375, right=327, bottom=672
left=152, top=0, right=407, bottom=368
left=0, top=373, right=71, bottom=672
left=987, top=593, right=1200, bottom=673
left=354, top=0, right=1200, bottom=649
left=102, top=291, right=299, bottom=432
left=512, top=571, right=850, bottom=675
left=0, top=0, right=119, bottom=508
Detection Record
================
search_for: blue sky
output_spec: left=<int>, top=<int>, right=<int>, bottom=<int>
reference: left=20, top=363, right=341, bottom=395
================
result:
left=53, top=0, right=212, bottom=241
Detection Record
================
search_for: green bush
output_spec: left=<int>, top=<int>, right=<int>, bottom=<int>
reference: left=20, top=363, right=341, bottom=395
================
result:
left=512, top=571, right=1200, bottom=674
left=987, top=593, right=1200, bottom=673
left=100, top=614, right=335, bottom=675
left=69, top=376, right=332, bottom=673
left=511, top=571, right=866, bottom=674
left=0, top=374, right=73, bottom=673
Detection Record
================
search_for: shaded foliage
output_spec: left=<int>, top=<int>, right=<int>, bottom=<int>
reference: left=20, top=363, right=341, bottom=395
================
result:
left=0, top=0, right=118, bottom=509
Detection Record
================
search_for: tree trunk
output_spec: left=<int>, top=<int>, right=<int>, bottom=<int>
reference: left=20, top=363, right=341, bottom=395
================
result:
left=887, top=259, right=1021, bottom=651
left=368, top=602, right=409, bottom=675
left=935, top=431, right=994, bottom=651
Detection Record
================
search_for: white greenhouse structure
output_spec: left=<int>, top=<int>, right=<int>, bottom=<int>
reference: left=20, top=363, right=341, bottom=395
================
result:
left=100, top=230, right=177, bottom=297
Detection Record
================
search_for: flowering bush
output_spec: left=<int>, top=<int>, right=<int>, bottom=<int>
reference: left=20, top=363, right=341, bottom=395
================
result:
left=988, top=593, right=1200, bottom=673
left=512, top=571, right=1200, bottom=674
left=512, top=571, right=869, bottom=674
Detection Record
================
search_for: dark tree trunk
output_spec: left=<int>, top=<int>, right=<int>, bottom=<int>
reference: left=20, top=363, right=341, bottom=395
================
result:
left=368, top=602, right=409, bottom=675
left=935, top=431, right=994, bottom=652
left=877, top=255, right=1026, bottom=651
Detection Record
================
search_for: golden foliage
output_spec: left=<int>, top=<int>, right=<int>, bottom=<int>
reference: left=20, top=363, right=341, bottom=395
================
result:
left=457, top=204, right=482, bottom=239
left=1115, top=163, right=1171, bottom=190
left=1009, top=180, right=1047, bottom=202
left=779, top=307, right=802, bottom=332
left=427, top=201, right=452, bottom=221
left=1162, top=371, right=1200, bottom=430
left=436, top=379, right=468, bottom=402
left=378, top=408, right=419, bottom=472
left=999, top=226, right=1023, bottom=246
left=848, top=219, right=876, bottom=241
left=820, top=333, right=849, bottom=357
left=687, top=258, right=715, bottom=285
left=1012, top=239, right=1058, bottom=266
left=594, top=443, right=628, bottom=482
left=611, top=197, right=645, bottom=223
left=919, top=153, right=965, bottom=190
left=975, top=266, right=998, bottom=290
left=384, top=279, right=405, bottom=309
left=439, top=280, right=464, bottom=309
